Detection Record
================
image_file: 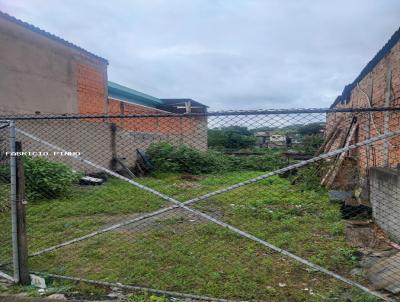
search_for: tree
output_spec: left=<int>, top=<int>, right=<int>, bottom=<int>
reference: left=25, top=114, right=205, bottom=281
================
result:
left=298, top=122, right=325, bottom=135
left=208, top=126, right=256, bottom=150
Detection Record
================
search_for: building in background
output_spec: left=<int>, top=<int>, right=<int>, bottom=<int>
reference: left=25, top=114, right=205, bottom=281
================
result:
left=0, top=11, right=208, bottom=173
left=0, top=11, right=108, bottom=115
left=0, top=11, right=207, bottom=118
left=106, top=81, right=207, bottom=140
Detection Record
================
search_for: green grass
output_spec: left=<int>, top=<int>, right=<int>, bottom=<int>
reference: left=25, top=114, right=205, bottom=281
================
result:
left=138, top=171, right=265, bottom=200
left=0, top=182, right=9, bottom=212
left=29, top=224, right=376, bottom=301
left=0, top=279, right=176, bottom=302
left=0, top=178, right=166, bottom=255
left=0, top=172, right=379, bottom=301
left=192, top=176, right=354, bottom=272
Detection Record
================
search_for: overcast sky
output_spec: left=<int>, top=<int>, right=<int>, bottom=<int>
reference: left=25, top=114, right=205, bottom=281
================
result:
left=0, top=1, right=399, bottom=110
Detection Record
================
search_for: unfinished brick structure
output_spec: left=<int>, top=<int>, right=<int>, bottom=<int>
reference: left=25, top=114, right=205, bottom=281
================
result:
left=326, top=28, right=400, bottom=179
left=0, top=11, right=207, bottom=132
left=77, top=63, right=108, bottom=114
left=0, top=11, right=208, bottom=171
left=0, top=11, right=108, bottom=116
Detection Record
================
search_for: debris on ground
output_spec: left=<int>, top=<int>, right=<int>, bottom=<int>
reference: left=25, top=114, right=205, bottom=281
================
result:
left=343, top=217, right=400, bottom=295
left=340, top=202, right=372, bottom=220
left=345, top=220, right=377, bottom=248
left=46, top=293, right=67, bottom=300
left=114, top=157, right=137, bottom=179
left=106, top=286, right=125, bottom=299
left=366, top=252, right=400, bottom=294
left=134, top=149, right=154, bottom=176
left=328, top=190, right=352, bottom=203
left=79, top=176, right=104, bottom=186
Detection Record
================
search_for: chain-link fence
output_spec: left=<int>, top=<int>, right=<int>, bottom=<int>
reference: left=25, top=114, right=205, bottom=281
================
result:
left=0, top=120, right=13, bottom=281
left=1, top=108, right=400, bottom=301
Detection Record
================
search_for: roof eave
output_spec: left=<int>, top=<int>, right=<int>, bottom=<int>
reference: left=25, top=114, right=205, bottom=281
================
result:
left=108, top=81, right=163, bottom=107
left=0, top=10, right=108, bottom=64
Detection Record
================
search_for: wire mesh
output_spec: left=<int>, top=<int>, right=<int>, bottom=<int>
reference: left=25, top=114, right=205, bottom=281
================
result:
left=1, top=108, right=400, bottom=301
left=0, top=122, right=12, bottom=277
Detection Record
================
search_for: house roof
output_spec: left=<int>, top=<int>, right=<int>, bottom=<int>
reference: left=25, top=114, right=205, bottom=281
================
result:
left=108, top=81, right=163, bottom=108
left=159, top=98, right=208, bottom=113
left=331, top=27, right=400, bottom=108
left=108, top=82, right=209, bottom=112
left=0, top=10, right=108, bottom=64
left=160, top=98, right=208, bottom=108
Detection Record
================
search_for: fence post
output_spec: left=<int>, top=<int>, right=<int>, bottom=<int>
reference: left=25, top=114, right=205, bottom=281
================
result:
left=9, top=121, right=29, bottom=284
left=383, top=65, right=392, bottom=167
left=9, top=120, right=19, bottom=283
left=110, top=123, right=117, bottom=170
left=15, top=141, right=29, bottom=284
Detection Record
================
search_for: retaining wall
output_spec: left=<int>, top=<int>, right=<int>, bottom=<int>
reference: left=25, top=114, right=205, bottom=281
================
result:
left=370, top=167, right=400, bottom=241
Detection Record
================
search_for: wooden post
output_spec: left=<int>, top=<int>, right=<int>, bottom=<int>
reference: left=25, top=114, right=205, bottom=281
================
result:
left=321, top=118, right=357, bottom=187
left=365, top=76, right=373, bottom=170
left=15, top=141, right=29, bottom=285
left=383, top=65, right=392, bottom=167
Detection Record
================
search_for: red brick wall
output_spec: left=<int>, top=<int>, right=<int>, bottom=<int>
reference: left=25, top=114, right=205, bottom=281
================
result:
left=106, top=97, right=206, bottom=137
left=326, top=41, right=400, bottom=176
left=77, top=63, right=107, bottom=114
left=107, top=98, right=207, bottom=148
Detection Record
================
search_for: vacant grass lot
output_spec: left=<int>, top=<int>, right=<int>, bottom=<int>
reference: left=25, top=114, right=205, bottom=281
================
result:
left=0, top=172, right=378, bottom=301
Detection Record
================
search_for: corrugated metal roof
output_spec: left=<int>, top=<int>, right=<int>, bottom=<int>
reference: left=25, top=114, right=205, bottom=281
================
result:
left=0, top=10, right=108, bottom=64
left=108, top=81, right=163, bottom=108
left=158, top=98, right=208, bottom=113
left=331, top=27, right=400, bottom=108
left=160, top=98, right=208, bottom=108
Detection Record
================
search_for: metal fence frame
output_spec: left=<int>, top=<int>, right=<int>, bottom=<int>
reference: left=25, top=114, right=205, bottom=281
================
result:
left=2, top=108, right=400, bottom=301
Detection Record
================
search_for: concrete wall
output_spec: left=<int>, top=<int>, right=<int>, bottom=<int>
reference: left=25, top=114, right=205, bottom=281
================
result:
left=0, top=117, right=208, bottom=174
left=370, top=167, right=400, bottom=241
left=0, top=16, right=107, bottom=115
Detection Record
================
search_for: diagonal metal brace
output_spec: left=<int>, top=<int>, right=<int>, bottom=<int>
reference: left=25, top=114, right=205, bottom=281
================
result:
left=15, top=127, right=397, bottom=301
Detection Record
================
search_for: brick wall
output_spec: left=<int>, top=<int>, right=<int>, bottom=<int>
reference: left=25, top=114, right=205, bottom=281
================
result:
left=77, top=63, right=107, bottom=114
left=106, top=97, right=208, bottom=150
left=326, top=40, right=400, bottom=177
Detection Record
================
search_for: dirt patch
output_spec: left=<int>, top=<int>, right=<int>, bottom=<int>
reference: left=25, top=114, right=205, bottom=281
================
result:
left=180, top=174, right=203, bottom=181
left=178, top=180, right=202, bottom=190
left=345, top=221, right=379, bottom=248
